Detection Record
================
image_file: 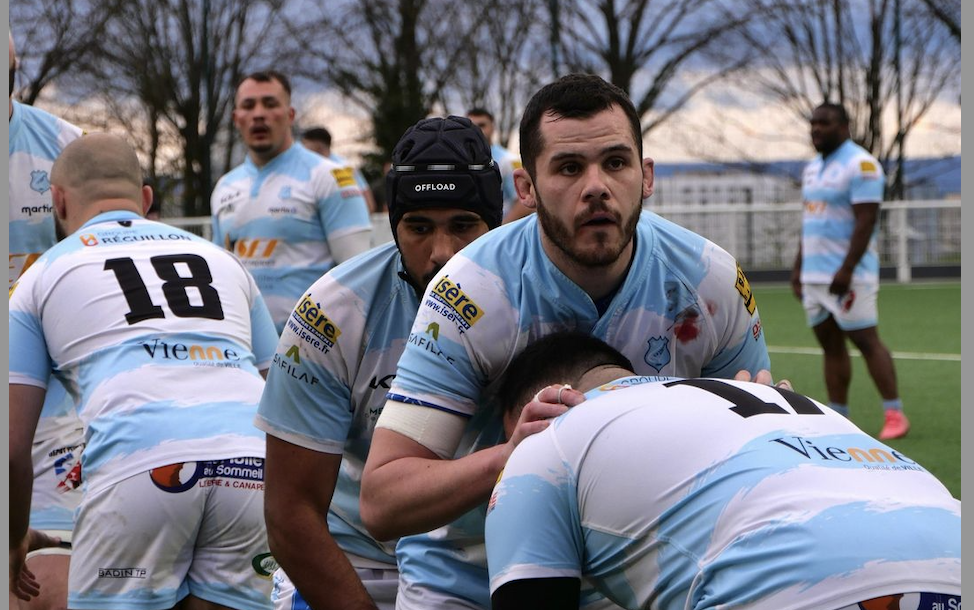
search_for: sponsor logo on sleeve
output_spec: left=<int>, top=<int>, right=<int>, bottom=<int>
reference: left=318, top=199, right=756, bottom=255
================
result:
left=735, top=264, right=756, bottom=315
left=428, top=276, right=484, bottom=332
left=272, top=345, right=320, bottom=386
left=289, top=294, right=342, bottom=353
left=859, top=160, right=877, bottom=173
left=331, top=167, right=356, bottom=188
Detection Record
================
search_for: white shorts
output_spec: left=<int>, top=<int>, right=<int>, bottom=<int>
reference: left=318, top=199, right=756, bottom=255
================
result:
left=396, top=579, right=483, bottom=610
left=272, top=555, right=397, bottom=610
left=68, top=457, right=273, bottom=610
left=802, top=282, right=879, bottom=331
left=30, top=414, right=85, bottom=532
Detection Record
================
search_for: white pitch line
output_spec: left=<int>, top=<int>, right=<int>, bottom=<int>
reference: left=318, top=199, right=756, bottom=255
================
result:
left=768, top=346, right=961, bottom=362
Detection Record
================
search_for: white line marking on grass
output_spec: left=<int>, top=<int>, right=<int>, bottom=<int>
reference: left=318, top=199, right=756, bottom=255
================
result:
left=768, top=346, right=961, bottom=362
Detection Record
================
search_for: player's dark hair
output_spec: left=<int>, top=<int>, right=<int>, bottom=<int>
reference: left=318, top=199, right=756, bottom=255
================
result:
left=496, top=331, right=634, bottom=418
left=519, top=73, right=642, bottom=178
left=466, top=107, right=494, bottom=122
left=386, top=115, right=503, bottom=240
left=235, top=70, right=292, bottom=100
left=302, top=127, right=332, bottom=147
left=815, top=102, right=850, bottom=125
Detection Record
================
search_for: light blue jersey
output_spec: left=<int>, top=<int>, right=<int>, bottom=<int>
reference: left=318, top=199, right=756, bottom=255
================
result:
left=8, top=100, right=83, bottom=286
left=384, top=211, right=770, bottom=606
left=486, top=377, right=961, bottom=610
left=9, top=99, right=86, bottom=531
left=10, top=212, right=278, bottom=496
left=255, top=242, right=419, bottom=567
left=800, top=139, right=885, bottom=285
left=490, top=143, right=521, bottom=218
left=211, top=143, right=373, bottom=333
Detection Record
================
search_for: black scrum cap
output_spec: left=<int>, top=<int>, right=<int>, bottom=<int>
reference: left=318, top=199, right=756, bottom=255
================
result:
left=386, top=116, right=503, bottom=240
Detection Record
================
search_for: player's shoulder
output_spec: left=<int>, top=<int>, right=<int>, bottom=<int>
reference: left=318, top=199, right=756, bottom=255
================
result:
left=213, top=163, right=252, bottom=191
left=837, top=140, right=881, bottom=168
left=10, top=101, right=82, bottom=156
left=637, top=210, right=742, bottom=288
left=463, top=214, right=535, bottom=261
left=316, top=242, right=400, bottom=296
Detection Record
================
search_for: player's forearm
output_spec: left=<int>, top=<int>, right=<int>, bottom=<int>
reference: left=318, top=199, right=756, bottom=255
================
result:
left=839, top=225, right=873, bottom=272
left=267, top=503, right=377, bottom=610
left=361, top=443, right=506, bottom=541
left=9, top=453, right=33, bottom=550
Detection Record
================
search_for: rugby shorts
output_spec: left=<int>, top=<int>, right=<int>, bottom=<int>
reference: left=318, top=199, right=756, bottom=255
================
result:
left=803, top=281, right=879, bottom=331
left=68, top=457, right=273, bottom=610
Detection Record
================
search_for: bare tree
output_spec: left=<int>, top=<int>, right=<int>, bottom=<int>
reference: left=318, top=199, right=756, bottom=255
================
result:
left=283, top=0, right=493, bottom=177
left=82, top=0, right=292, bottom=217
left=548, top=0, right=757, bottom=135
left=10, top=0, right=116, bottom=105
left=449, top=0, right=549, bottom=147
left=916, top=0, right=959, bottom=42
left=734, top=0, right=960, bottom=198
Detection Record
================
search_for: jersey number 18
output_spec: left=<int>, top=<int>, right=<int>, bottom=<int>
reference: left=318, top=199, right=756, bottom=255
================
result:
left=104, top=254, right=225, bottom=324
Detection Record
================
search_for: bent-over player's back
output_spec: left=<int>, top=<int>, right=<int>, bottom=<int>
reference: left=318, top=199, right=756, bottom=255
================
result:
left=9, top=212, right=278, bottom=497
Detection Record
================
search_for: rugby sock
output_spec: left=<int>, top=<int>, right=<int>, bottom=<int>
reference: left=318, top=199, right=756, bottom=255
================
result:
left=882, top=398, right=903, bottom=412
left=829, top=402, right=849, bottom=417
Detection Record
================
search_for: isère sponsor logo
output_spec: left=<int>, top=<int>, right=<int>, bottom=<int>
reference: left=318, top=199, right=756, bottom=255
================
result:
left=431, top=276, right=484, bottom=329
left=295, top=294, right=342, bottom=343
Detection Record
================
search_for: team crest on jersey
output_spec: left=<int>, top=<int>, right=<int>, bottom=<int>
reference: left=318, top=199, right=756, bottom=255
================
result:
left=29, top=170, right=51, bottom=193
left=644, top=336, right=671, bottom=372
left=278, top=185, right=292, bottom=200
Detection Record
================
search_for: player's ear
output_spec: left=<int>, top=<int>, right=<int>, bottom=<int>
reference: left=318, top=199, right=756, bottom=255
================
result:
left=141, top=185, right=154, bottom=216
left=641, top=158, right=655, bottom=199
left=51, top=185, right=67, bottom=221
left=514, top=168, right=537, bottom=210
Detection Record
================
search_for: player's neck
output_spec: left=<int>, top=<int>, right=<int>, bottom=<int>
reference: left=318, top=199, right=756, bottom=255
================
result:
left=544, top=238, right=635, bottom=304
left=576, top=365, right=633, bottom=393
left=249, top=139, right=293, bottom=168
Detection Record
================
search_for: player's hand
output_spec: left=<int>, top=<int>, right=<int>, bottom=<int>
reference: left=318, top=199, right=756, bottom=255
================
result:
left=829, top=267, right=853, bottom=296
left=505, top=384, right=584, bottom=456
left=26, top=529, right=62, bottom=553
left=9, top=533, right=40, bottom=601
left=733, top=369, right=794, bottom=391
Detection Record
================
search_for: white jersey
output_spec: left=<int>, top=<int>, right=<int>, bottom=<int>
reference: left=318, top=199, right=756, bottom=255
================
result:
left=800, top=139, right=885, bottom=285
left=8, top=99, right=86, bottom=531
left=9, top=211, right=279, bottom=496
left=255, top=242, right=418, bottom=566
left=211, top=143, right=373, bottom=333
left=486, top=377, right=961, bottom=610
